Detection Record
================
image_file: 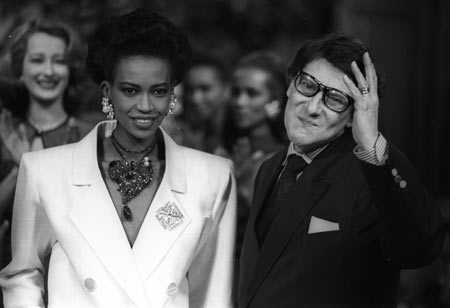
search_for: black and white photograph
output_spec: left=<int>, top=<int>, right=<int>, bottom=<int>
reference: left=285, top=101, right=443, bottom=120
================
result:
left=0, top=1, right=448, bottom=307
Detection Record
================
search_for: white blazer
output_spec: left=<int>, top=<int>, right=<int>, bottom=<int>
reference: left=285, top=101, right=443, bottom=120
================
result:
left=0, top=121, right=236, bottom=308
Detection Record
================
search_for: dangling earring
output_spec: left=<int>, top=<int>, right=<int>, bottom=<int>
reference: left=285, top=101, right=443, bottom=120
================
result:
left=102, top=97, right=115, bottom=120
left=264, top=100, right=281, bottom=120
left=166, top=94, right=177, bottom=116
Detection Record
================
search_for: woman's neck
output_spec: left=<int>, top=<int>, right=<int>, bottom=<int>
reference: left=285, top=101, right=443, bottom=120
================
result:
left=103, top=135, right=158, bottom=163
left=27, top=98, right=68, bottom=131
left=113, top=126, right=156, bottom=156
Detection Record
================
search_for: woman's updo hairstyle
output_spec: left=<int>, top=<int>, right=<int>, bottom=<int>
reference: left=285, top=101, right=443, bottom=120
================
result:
left=86, top=9, right=192, bottom=86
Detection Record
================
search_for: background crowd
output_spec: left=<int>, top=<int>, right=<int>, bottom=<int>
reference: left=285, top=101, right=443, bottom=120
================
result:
left=0, top=0, right=448, bottom=307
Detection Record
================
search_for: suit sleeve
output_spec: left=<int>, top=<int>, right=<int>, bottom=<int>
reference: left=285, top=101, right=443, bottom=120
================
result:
left=0, top=154, right=54, bottom=308
left=359, top=142, right=445, bottom=268
left=188, top=160, right=237, bottom=308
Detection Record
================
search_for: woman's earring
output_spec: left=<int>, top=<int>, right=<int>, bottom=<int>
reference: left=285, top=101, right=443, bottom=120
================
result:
left=166, top=94, right=177, bottom=116
left=264, top=100, right=281, bottom=120
left=102, top=97, right=114, bottom=120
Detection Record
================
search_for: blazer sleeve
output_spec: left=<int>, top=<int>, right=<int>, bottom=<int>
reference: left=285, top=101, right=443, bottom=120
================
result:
left=0, top=154, right=55, bottom=308
left=359, top=142, right=445, bottom=268
left=187, top=161, right=237, bottom=308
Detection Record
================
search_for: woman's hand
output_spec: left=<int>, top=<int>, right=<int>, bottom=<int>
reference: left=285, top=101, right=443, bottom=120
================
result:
left=0, top=109, right=30, bottom=165
left=343, top=52, right=380, bottom=151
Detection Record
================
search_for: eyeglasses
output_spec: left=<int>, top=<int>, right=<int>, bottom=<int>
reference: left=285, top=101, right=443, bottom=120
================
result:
left=294, top=71, right=354, bottom=113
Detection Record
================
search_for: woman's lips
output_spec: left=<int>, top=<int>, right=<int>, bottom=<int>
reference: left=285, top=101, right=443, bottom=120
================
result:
left=37, top=80, right=59, bottom=89
left=130, top=116, right=158, bottom=128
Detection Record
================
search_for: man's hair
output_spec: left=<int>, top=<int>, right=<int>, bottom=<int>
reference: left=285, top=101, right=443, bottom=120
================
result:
left=288, top=33, right=385, bottom=97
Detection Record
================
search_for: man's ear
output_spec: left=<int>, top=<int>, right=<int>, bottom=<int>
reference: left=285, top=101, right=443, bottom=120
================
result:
left=286, top=81, right=295, bottom=97
left=100, top=81, right=111, bottom=98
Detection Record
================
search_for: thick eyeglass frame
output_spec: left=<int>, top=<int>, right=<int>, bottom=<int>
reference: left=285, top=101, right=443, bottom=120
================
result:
left=294, top=71, right=354, bottom=113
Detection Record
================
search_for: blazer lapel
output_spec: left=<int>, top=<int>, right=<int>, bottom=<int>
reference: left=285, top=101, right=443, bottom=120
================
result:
left=69, top=121, right=149, bottom=308
left=132, top=129, right=190, bottom=281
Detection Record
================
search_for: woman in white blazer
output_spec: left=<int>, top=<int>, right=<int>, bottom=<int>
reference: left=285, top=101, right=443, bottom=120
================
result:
left=0, top=9, right=236, bottom=308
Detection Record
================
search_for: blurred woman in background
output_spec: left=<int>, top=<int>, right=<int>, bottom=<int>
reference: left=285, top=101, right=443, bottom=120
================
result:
left=227, top=51, right=288, bottom=210
left=180, top=55, right=231, bottom=154
left=224, top=51, right=288, bottom=282
left=0, top=19, right=97, bottom=271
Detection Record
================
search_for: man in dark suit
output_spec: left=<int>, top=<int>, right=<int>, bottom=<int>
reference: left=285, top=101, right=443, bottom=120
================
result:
left=237, top=33, right=444, bottom=308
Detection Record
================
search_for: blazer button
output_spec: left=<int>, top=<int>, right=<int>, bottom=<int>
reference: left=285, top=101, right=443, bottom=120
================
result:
left=394, top=175, right=402, bottom=183
left=399, top=180, right=407, bottom=188
left=167, top=282, right=177, bottom=296
left=84, top=278, right=96, bottom=292
left=391, top=168, right=398, bottom=176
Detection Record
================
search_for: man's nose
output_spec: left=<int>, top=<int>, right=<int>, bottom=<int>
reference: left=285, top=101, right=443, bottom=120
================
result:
left=304, top=92, right=323, bottom=116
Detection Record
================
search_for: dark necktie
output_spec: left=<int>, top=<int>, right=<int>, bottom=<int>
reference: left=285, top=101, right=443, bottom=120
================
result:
left=256, top=154, right=308, bottom=244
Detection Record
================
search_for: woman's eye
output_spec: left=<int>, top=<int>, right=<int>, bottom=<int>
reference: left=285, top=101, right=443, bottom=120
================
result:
left=247, top=89, right=259, bottom=98
left=54, top=58, right=67, bottom=65
left=122, top=88, right=137, bottom=96
left=153, top=88, right=168, bottom=96
left=29, top=57, right=44, bottom=64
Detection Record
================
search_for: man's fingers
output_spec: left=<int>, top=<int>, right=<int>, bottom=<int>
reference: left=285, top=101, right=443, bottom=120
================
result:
left=343, top=74, right=362, bottom=98
left=351, top=61, right=368, bottom=91
left=363, top=53, right=378, bottom=94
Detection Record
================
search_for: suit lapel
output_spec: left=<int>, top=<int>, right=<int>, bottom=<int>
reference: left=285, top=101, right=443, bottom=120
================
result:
left=243, top=131, right=355, bottom=307
left=238, top=151, right=285, bottom=303
left=69, top=121, right=150, bottom=308
left=132, top=129, right=190, bottom=281
left=245, top=171, right=329, bottom=306
left=249, top=151, right=286, bottom=230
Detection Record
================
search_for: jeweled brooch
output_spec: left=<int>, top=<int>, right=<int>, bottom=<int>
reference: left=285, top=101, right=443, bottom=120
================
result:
left=156, top=202, right=184, bottom=230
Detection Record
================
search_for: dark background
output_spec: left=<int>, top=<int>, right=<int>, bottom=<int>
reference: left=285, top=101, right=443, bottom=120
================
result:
left=0, top=0, right=449, bottom=306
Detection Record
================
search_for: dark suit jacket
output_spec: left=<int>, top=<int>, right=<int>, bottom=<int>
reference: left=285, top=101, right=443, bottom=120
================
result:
left=238, top=131, right=444, bottom=308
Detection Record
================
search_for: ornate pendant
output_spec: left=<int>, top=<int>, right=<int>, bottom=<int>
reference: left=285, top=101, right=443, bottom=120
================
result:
left=156, top=202, right=184, bottom=230
left=123, top=205, right=133, bottom=221
left=108, top=158, right=153, bottom=205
